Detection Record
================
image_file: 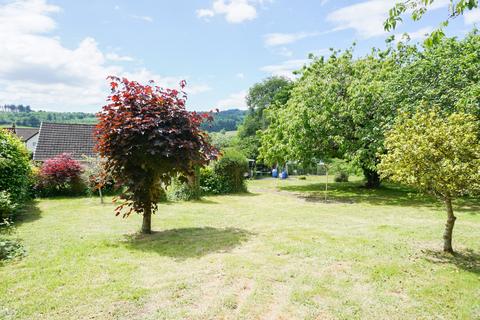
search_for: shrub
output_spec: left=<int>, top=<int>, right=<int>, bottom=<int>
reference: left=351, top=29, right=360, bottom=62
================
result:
left=0, top=237, right=25, bottom=261
left=0, top=219, right=25, bottom=261
left=329, top=159, right=360, bottom=183
left=27, top=166, right=41, bottom=198
left=81, top=156, right=116, bottom=199
left=0, top=129, right=31, bottom=204
left=334, top=172, right=349, bottom=183
left=167, top=176, right=199, bottom=201
left=199, top=166, right=224, bottom=194
left=37, top=153, right=85, bottom=196
left=214, top=149, right=248, bottom=193
left=200, top=149, right=248, bottom=195
left=0, top=192, right=17, bottom=221
left=173, top=150, right=248, bottom=197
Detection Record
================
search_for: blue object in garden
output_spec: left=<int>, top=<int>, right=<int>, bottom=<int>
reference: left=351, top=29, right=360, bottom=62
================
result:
left=272, top=168, right=278, bottom=178
left=281, top=171, right=288, bottom=179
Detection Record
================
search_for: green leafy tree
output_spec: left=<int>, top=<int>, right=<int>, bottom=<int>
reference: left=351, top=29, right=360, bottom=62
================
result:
left=237, top=77, right=292, bottom=159
left=387, top=31, right=480, bottom=119
left=379, top=109, right=480, bottom=253
left=257, top=80, right=295, bottom=167
left=0, top=129, right=31, bottom=210
left=261, top=33, right=480, bottom=187
left=208, top=131, right=235, bottom=151
left=261, top=49, right=398, bottom=187
left=385, top=0, right=478, bottom=46
left=258, top=104, right=291, bottom=167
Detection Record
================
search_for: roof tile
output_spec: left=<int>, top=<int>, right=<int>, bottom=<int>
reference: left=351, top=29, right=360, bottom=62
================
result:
left=34, top=123, right=97, bottom=161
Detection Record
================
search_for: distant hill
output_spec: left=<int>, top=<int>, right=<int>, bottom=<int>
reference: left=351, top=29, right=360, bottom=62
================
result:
left=0, top=108, right=246, bottom=132
left=0, top=110, right=97, bottom=128
left=200, top=109, right=246, bottom=132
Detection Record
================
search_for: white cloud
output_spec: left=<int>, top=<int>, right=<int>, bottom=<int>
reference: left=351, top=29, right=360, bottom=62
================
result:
left=197, top=0, right=271, bottom=23
left=326, top=0, right=392, bottom=38
left=327, top=0, right=448, bottom=39
left=260, top=59, right=308, bottom=79
left=236, top=72, right=245, bottom=79
left=106, top=53, right=134, bottom=62
left=0, top=0, right=208, bottom=112
left=464, top=8, right=480, bottom=24
left=275, top=47, right=293, bottom=57
left=264, top=32, right=317, bottom=46
left=0, top=0, right=59, bottom=34
left=186, top=84, right=212, bottom=95
left=121, top=69, right=212, bottom=95
left=217, top=90, right=247, bottom=110
left=196, top=8, right=215, bottom=19
left=131, top=15, right=153, bottom=23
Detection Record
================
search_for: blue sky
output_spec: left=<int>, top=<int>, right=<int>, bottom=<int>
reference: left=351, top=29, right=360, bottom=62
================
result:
left=0, top=0, right=478, bottom=112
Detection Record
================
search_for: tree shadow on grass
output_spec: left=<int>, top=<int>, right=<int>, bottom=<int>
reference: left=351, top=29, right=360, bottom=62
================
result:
left=188, top=198, right=219, bottom=205
left=122, top=227, right=253, bottom=259
left=279, top=182, right=480, bottom=213
left=423, top=249, right=480, bottom=275
left=454, top=199, right=480, bottom=215
left=228, top=191, right=260, bottom=197
left=13, top=201, right=42, bottom=226
left=163, top=192, right=259, bottom=206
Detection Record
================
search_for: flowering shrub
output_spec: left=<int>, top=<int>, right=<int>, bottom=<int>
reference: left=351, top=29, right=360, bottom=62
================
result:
left=37, top=153, right=85, bottom=196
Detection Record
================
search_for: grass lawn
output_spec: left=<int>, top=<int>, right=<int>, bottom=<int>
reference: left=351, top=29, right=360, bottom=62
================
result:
left=1, top=177, right=479, bottom=319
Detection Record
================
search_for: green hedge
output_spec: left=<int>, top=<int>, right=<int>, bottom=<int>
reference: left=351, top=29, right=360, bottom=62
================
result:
left=200, top=149, right=248, bottom=195
left=0, top=130, right=30, bottom=261
left=0, top=129, right=31, bottom=207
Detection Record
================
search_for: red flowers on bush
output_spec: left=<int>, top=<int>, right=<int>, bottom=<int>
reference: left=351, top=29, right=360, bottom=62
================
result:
left=41, top=153, right=82, bottom=182
left=38, top=153, right=84, bottom=195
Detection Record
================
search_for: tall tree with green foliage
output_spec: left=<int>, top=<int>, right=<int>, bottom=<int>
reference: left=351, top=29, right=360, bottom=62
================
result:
left=261, top=32, right=480, bottom=187
left=237, top=76, right=292, bottom=159
left=260, top=49, right=398, bottom=187
left=258, top=87, right=295, bottom=167
left=379, top=109, right=480, bottom=253
left=387, top=31, right=480, bottom=119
